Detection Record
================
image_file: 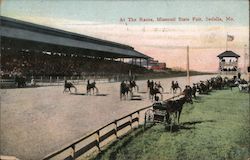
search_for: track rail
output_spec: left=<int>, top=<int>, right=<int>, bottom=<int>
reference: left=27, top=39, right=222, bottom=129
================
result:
left=43, top=94, right=182, bottom=160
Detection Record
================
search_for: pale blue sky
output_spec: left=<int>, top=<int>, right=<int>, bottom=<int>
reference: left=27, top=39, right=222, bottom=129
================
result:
left=1, top=0, right=249, bottom=26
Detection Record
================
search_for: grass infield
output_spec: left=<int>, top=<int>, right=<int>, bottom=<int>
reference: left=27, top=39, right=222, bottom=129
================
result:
left=92, top=88, right=250, bottom=160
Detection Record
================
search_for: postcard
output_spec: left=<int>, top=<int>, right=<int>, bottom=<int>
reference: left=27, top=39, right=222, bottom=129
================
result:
left=0, top=0, right=249, bottom=160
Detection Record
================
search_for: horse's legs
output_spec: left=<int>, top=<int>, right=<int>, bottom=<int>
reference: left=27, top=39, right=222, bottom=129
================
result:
left=177, top=109, right=182, bottom=124
left=151, top=94, right=155, bottom=102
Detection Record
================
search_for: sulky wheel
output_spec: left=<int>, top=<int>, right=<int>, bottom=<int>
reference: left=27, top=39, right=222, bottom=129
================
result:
left=144, top=109, right=154, bottom=128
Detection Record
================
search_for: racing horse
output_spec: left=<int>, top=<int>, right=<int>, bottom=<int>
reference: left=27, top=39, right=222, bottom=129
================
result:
left=129, top=80, right=139, bottom=92
left=86, top=80, right=99, bottom=95
left=163, top=96, right=187, bottom=125
left=170, top=81, right=182, bottom=94
left=63, top=80, right=77, bottom=93
left=149, top=83, right=163, bottom=101
left=155, top=81, right=164, bottom=92
left=120, top=81, right=132, bottom=100
left=147, top=80, right=154, bottom=91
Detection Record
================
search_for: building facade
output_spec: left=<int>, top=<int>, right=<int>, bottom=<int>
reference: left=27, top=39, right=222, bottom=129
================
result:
left=217, top=51, right=240, bottom=76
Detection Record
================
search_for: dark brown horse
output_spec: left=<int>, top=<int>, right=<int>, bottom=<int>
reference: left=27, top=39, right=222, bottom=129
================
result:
left=129, top=80, right=139, bottom=92
left=63, top=80, right=77, bottom=93
left=155, top=82, right=164, bottom=92
left=87, top=80, right=99, bottom=95
left=120, top=81, right=132, bottom=100
left=171, top=81, right=182, bottom=94
left=149, top=84, right=163, bottom=101
left=163, top=96, right=187, bottom=124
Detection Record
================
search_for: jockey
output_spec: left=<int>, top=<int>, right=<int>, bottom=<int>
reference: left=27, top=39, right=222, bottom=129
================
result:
left=175, top=81, right=179, bottom=88
left=171, top=81, right=175, bottom=87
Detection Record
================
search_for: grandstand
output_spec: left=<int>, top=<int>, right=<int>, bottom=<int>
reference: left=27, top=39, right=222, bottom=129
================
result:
left=0, top=16, right=151, bottom=79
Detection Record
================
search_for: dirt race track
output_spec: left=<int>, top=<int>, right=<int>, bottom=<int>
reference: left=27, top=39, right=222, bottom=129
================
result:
left=0, top=75, right=214, bottom=159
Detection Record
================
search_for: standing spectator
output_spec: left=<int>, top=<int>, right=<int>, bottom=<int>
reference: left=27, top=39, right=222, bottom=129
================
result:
left=192, top=84, right=197, bottom=99
left=238, top=72, right=241, bottom=79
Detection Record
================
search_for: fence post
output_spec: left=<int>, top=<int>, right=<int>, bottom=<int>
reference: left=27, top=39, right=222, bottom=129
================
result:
left=114, top=121, right=118, bottom=138
left=72, top=145, right=75, bottom=160
left=96, top=131, right=101, bottom=151
left=130, top=114, right=133, bottom=129
left=77, top=76, right=79, bottom=84
left=137, top=111, right=140, bottom=126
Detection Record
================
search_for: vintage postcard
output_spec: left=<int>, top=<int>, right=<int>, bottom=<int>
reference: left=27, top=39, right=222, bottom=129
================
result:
left=0, top=0, right=249, bottom=160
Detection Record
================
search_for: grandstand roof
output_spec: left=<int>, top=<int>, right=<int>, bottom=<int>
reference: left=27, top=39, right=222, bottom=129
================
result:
left=217, top=51, right=240, bottom=58
left=0, top=16, right=150, bottom=59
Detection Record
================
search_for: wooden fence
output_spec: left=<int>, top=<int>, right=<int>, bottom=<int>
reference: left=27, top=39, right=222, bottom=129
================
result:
left=0, top=74, right=132, bottom=88
left=43, top=94, right=182, bottom=160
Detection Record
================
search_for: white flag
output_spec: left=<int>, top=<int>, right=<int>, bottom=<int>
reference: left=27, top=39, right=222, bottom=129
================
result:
left=227, top=35, right=234, bottom=41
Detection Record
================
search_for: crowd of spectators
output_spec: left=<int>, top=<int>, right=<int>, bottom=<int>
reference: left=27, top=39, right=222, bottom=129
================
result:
left=1, top=51, right=149, bottom=79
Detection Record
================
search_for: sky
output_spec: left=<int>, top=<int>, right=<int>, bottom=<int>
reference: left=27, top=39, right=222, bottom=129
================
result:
left=1, top=0, right=249, bottom=72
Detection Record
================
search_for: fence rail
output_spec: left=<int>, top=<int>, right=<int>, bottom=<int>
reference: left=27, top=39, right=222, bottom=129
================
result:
left=0, top=74, right=133, bottom=88
left=43, top=94, right=182, bottom=160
